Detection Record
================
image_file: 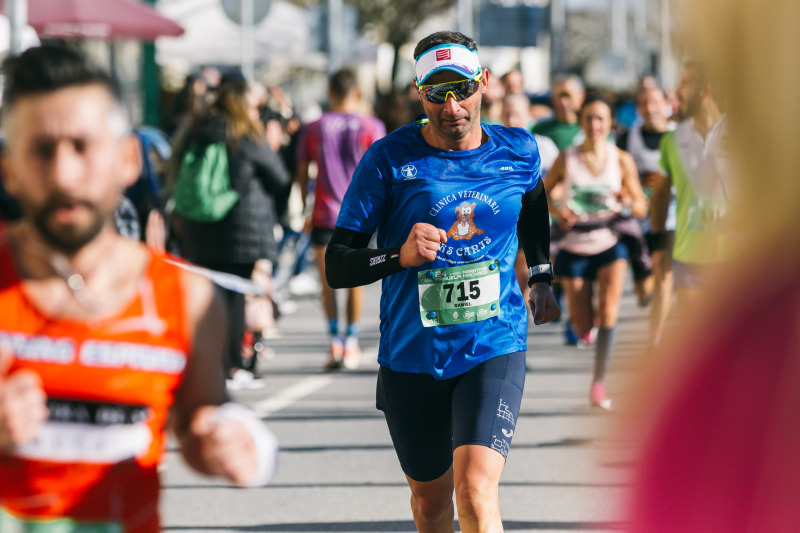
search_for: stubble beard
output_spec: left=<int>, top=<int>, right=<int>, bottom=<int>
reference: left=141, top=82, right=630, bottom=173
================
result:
left=31, top=197, right=107, bottom=253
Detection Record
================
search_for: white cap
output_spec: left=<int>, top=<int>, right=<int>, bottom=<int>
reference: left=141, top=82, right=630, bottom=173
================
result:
left=414, top=44, right=481, bottom=85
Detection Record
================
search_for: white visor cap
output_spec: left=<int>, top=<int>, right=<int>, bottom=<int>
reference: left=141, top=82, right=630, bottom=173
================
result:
left=415, top=44, right=482, bottom=85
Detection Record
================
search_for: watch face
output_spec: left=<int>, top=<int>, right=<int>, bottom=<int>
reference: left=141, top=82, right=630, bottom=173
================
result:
left=528, top=263, right=555, bottom=284
left=530, top=264, right=552, bottom=275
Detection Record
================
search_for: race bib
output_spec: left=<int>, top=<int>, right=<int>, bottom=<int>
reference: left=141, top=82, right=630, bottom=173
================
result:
left=0, top=507, right=122, bottom=533
left=687, top=197, right=728, bottom=233
left=13, top=399, right=152, bottom=464
left=568, top=183, right=616, bottom=215
left=418, top=259, right=501, bottom=327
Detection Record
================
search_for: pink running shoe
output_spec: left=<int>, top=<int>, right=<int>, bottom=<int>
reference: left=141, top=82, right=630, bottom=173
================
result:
left=590, top=382, right=612, bottom=410
left=577, top=327, right=598, bottom=350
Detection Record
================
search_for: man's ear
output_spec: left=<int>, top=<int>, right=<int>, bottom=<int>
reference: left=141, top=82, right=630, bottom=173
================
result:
left=119, top=134, right=142, bottom=189
left=480, top=69, right=490, bottom=96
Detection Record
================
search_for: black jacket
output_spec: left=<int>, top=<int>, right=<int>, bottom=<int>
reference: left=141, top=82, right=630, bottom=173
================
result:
left=180, top=115, right=290, bottom=267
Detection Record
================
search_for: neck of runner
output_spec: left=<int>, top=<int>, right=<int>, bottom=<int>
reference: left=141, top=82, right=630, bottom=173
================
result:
left=693, top=102, right=722, bottom=140
left=9, top=222, right=123, bottom=313
left=581, top=136, right=608, bottom=157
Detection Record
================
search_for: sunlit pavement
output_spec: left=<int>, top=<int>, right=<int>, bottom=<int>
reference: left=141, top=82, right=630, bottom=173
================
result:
left=161, top=274, right=649, bottom=532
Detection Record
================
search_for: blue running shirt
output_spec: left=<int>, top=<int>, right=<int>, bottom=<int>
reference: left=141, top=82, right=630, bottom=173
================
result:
left=337, top=117, right=541, bottom=379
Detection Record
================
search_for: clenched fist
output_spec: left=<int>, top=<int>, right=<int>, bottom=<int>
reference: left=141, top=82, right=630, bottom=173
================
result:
left=527, top=283, right=562, bottom=325
left=400, top=223, right=448, bottom=268
left=0, top=343, right=49, bottom=453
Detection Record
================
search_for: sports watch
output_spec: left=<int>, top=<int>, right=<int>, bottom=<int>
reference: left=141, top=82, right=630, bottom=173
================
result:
left=527, top=262, right=554, bottom=287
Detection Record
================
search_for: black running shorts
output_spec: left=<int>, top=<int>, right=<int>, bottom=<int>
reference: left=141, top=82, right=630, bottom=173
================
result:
left=376, top=352, right=526, bottom=482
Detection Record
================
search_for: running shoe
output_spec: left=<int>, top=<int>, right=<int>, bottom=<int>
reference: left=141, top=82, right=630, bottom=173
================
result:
left=577, top=327, right=598, bottom=350
left=590, top=382, right=612, bottom=410
left=324, top=336, right=344, bottom=371
left=343, top=336, right=361, bottom=370
left=226, top=369, right=265, bottom=391
left=564, top=322, right=579, bottom=345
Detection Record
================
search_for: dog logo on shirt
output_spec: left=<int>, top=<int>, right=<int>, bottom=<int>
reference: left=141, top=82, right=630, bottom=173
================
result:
left=446, top=202, right=484, bottom=241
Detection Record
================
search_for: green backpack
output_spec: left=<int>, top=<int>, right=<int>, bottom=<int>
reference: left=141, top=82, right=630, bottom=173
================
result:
left=173, top=142, right=239, bottom=222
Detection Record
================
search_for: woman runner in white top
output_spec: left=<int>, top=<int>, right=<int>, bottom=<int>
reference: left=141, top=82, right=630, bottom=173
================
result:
left=544, top=93, right=647, bottom=409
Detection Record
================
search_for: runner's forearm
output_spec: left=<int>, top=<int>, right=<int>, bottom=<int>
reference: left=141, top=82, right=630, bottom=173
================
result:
left=517, top=180, right=551, bottom=268
left=325, top=226, right=405, bottom=288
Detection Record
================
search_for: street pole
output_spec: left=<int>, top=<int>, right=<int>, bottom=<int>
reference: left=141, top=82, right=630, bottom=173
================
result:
left=141, top=0, right=160, bottom=127
left=549, top=0, right=565, bottom=78
left=241, top=0, right=255, bottom=80
left=610, top=0, right=627, bottom=88
left=633, top=0, right=647, bottom=77
left=327, top=0, right=342, bottom=73
left=660, top=0, right=673, bottom=89
left=7, top=0, right=27, bottom=57
left=457, top=0, right=473, bottom=39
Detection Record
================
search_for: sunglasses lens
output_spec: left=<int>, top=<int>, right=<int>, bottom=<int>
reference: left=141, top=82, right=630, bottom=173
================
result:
left=420, top=79, right=479, bottom=104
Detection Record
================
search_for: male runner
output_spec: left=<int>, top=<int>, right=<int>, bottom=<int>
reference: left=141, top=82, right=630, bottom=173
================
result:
left=0, top=45, right=276, bottom=532
left=533, top=74, right=586, bottom=344
left=532, top=73, right=585, bottom=151
left=650, top=61, right=731, bottom=312
left=617, top=86, right=675, bottom=342
left=296, top=68, right=385, bottom=370
left=325, top=31, right=559, bottom=532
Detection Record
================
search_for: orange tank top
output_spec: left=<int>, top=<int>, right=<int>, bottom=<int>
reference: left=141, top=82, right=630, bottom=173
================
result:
left=0, top=237, right=192, bottom=533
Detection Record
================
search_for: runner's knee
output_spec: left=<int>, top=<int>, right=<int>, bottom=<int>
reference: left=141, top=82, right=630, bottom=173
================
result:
left=411, top=490, right=453, bottom=524
left=454, top=473, right=497, bottom=517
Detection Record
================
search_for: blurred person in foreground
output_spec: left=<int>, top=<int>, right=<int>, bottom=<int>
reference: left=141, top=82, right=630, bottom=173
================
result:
left=296, top=68, right=386, bottom=371
left=325, top=31, right=559, bottom=532
left=176, top=75, right=290, bottom=388
left=545, top=93, right=648, bottom=409
left=626, top=0, right=800, bottom=531
left=0, top=45, right=276, bottom=532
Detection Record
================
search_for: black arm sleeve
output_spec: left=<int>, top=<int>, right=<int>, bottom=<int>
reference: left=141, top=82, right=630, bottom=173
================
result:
left=516, top=179, right=552, bottom=284
left=325, top=226, right=405, bottom=289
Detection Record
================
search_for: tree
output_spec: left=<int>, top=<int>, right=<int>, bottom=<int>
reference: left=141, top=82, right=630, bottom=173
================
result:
left=287, top=0, right=456, bottom=91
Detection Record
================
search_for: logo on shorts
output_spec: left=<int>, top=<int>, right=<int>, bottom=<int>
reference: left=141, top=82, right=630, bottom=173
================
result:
left=496, top=399, right=516, bottom=426
left=446, top=202, right=485, bottom=241
left=502, top=428, right=514, bottom=438
left=491, top=437, right=510, bottom=458
left=400, top=164, right=417, bottom=179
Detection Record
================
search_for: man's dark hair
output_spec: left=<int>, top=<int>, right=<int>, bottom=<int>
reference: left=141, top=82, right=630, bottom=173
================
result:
left=413, top=31, right=477, bottom=59
left=1, top=44, right=122, bottom=111
left=329, top=68, right=358, bottom=101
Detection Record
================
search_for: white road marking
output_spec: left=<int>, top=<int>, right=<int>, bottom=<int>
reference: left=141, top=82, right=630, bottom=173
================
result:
left=252, top=375, right=335, bottom=417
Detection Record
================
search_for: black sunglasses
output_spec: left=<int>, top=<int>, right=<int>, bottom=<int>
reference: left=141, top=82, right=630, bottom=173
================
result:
left=418, top=73, right=483, bottom=104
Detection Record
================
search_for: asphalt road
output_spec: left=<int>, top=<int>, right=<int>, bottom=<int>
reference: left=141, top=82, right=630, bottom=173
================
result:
left=161, top=275, right=648, bottom=532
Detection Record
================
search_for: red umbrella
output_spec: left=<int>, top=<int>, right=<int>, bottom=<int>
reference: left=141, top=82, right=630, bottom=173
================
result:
left=1, top=0, right=184, bottom=40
